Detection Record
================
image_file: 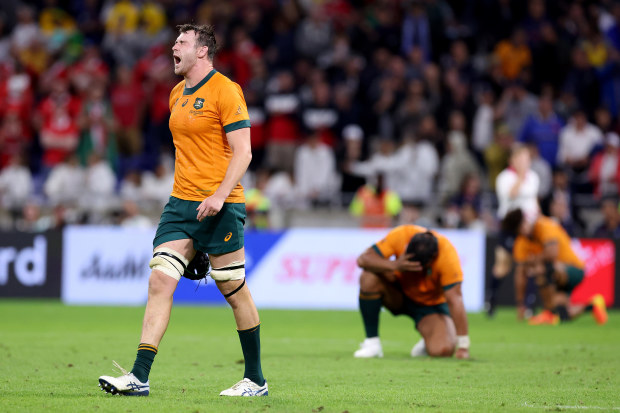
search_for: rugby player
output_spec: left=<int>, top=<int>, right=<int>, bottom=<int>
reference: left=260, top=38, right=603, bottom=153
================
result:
left=353, top=226, right=470, bottom=359
left=503, top=208, right=608, bottom=325
left=98, top=24, right=267, bottom=397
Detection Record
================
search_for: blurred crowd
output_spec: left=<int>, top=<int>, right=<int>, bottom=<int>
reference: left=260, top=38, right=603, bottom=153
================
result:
left=1, top=0, right=620, bottom=235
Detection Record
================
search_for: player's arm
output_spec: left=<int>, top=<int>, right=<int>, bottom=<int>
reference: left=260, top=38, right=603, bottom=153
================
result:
left=357, top=247, right=422, bottom=281
left=542, top=240, right=559, bottom=262
left=444, top=283, right=469, bottom=359
left=196, top=127, right=252, bottom=221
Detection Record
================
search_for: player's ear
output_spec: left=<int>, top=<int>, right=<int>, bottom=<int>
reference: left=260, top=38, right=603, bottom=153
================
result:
left=196, top=45, right=208, bottom=59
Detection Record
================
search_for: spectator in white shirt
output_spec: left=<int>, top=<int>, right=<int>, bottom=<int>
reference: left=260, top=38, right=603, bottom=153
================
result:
left=557, top=108, right=603, bottom=175
left=0, top=154, right=33, bottom=214
left=489, top=144, right=541, bottom=319
left=294, top=132, right=339, bottom=206
left=80, top=153, right=117, bottom=222
left=44, top=154, right=85, bottom=207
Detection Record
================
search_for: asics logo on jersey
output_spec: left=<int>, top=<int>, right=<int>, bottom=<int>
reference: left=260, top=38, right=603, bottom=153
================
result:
left=182, top=99, right=189, bottom=107
left=224, top=232, right=232, bottom=242
left=235, top=105, right=242, bottom=115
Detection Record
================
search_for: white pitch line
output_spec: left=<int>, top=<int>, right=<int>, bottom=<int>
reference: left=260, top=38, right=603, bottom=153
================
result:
left=523, top=402, right=620, bottom=410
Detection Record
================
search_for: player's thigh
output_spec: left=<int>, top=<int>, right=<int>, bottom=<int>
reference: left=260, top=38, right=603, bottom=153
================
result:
left=359, top=271, right=404, bottom=309
left=417, top=313, right=456, bottom=357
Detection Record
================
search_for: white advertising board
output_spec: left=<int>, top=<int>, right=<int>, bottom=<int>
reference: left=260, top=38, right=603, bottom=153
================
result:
left=61, top=226, right=155, bottom=305
left=248, top=228, right=485, bottom=311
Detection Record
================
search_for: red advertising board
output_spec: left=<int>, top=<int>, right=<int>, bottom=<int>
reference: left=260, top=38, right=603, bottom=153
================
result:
left=570, top=239, right=615, bottom=306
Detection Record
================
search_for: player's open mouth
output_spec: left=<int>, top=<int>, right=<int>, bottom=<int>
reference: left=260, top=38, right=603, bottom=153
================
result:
left=174, top=56, right=181, bottom=65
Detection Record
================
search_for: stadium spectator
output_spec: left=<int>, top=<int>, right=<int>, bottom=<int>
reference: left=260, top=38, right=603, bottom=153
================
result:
left=141, top=158, right=174, bottom=210
left=563, top=46, right=600, bottom=118
left=294, top=131, right=339, bottom=207
left=437, top=130, right=481, bottom=203
left=264, top=70, right=301, bottom=173
left=349, top=173, right=402, bottom=228
left=528, top=143, right=552, bottom=199
left=80, top=153, right=116, bottom=223
left=472, top=88, right=495, bottom=160
left=589, top=132, right=620, bottom=198
left=0, top=109, right=31, bottom=169
left=484, top=124, right=513, bottom=191
left=77, top=82, right=117, bottom=169
left=43, top=154, right=84, bottom=207
left=519, top=94, right=563, bottom=167
left=34, top=78, right=81, bottom=171
left=0, top=153, right=33, bottom=217
left=493, top=28, right=532, bottom=80
left=495, top=80, right=538, bottom=139
left=557, top=108, right=603, bottom=187
left=592, top=196, right=620, bottom=238
left=245, top=168, right=272, bottom=230
left=119, top=199, right=152, bottom=228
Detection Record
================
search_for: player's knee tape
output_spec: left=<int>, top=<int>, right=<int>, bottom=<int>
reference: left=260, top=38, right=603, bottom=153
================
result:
left=210, top=260, right=245, bottom=281
left=149, top=248, right=189, bottom=281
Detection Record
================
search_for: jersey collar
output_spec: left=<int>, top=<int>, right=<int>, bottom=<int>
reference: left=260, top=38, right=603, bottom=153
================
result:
left=183, top=69, right=217, bottom=95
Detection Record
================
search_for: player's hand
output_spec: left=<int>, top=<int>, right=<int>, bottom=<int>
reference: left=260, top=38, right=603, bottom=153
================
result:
left=196, top=195, right=225, bottom=222
left=455, top=348, right=469, bottom=359
left=393, top=253, right=424, bottom=273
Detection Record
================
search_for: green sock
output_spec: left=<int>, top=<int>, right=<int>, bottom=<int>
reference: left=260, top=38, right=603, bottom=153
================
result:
left=130, top=343, right=157, bottom=383
left=359, top=297, right=382, bottom=338
left=238, top=324, right=265, bottom=386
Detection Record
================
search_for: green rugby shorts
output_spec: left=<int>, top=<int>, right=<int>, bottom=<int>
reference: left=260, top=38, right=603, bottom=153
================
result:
left=153, top=196, right=246, bottom=254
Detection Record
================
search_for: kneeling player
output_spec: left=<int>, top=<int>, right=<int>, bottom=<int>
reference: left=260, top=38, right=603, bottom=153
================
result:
left=353, top=226, right=470, bottom=359
left=503, top=209, right=608, bottom=325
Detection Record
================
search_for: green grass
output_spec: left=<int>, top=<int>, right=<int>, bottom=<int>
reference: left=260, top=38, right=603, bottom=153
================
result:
left=0, top=300, right=618, bottom=412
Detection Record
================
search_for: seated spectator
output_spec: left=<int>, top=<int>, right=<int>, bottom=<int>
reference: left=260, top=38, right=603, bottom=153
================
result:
left=119, top=199, right=152, bottom=228
left=349, top=173, right=402, bottom=228
left=592, top=196, right=620, bottom=238
left=44, top=154, right=84, bottom=207
left=0, top=153, right=33, bottom=217
left=548, top=191, right=578, bottom=236
left=557, top=108, right=603, bottom=191
left=338, top=124, right=366, bottom=201
left=80, top=153, right=117, bottom=223
left=589, top=132, right=620, bottom=198
left=141, top=159, right=174, bottom=209
left=294, top=132, right=339, bottom=207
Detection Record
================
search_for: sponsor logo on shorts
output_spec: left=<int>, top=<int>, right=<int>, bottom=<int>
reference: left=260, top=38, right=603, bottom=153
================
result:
left=224, top=232, right=232, bottom=242
left=194, top=98, right=205, bottom=109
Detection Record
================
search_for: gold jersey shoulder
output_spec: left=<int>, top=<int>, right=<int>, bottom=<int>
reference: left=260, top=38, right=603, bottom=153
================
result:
left=168, top=70, right=251, bottom=203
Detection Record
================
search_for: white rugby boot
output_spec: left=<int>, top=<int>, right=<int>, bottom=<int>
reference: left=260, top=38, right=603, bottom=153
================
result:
left=98, top=361, right=150, bottom=396
left=220, top=378, right=268, bottom=396
left=353, top=337, right=383, bottom=358
left=410, top=338, right=427, bottom=357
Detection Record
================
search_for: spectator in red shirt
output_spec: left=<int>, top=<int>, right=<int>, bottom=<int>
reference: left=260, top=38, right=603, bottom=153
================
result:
left=34, top=78, right=81, bottom=170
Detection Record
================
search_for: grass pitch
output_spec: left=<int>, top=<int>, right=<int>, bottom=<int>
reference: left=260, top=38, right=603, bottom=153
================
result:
left=0, top=300, right=618, bottom=412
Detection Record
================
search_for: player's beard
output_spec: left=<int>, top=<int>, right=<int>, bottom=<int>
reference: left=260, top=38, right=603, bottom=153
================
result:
left=174, top=54, right=197, bottom=76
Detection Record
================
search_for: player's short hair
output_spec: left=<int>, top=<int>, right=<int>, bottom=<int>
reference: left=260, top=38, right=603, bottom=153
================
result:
left=177, top=23, right=218, bottom=60
left=501, top=208, right=524, bottom=236
left=406, top=231, right=439, bottom=267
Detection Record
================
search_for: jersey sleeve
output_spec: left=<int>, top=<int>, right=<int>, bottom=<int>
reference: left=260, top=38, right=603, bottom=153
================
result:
left=435, top=238, right=463, bottom=288
left=373, top=226, right=409, bottom=258
left=218, top=81, right=251, bottom=133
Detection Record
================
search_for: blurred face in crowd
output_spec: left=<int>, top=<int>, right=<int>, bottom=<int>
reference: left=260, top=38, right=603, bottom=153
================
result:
left=510, top=147, right=531, bottom=175
left=172, top=30, right=207, bottom=76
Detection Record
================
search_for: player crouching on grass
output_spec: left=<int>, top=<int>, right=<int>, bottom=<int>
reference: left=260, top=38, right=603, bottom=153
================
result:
left=502, top=208, right=608, bottom=326
left=353, top=226, right=470, bottom=359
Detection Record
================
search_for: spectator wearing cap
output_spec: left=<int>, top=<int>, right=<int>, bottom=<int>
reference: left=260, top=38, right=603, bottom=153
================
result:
left=589, top=132, right=620, bottom=198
